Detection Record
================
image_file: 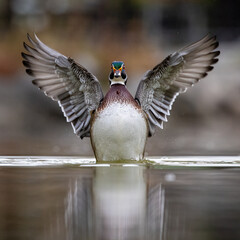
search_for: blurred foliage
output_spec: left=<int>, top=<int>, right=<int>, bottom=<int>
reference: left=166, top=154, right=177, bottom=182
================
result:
left=0, top=0, right=239, bottom=77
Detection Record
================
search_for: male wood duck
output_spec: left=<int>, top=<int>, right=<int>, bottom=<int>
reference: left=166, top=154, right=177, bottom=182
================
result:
left=22, top=34, right=220, bottom=161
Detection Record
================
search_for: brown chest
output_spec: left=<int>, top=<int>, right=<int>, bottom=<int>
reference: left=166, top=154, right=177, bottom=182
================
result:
left=97, top=84, right=140, bottom=112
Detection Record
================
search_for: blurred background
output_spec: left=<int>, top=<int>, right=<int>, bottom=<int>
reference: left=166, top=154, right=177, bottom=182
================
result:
left=0, top=0, right=239, bottom=156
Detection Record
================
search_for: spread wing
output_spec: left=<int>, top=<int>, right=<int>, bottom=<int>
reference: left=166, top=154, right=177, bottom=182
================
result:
left=22, top=34, right=104, bottom=139
left=135, top=34, right=220, bottom=137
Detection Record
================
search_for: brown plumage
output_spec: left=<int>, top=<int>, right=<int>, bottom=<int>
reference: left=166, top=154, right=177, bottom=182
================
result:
left=97, top=84, right=141, bottom=112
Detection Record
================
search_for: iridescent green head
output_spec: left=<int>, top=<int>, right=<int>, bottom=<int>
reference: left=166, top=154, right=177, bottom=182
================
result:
left=109, top=61, right=127, bottom=85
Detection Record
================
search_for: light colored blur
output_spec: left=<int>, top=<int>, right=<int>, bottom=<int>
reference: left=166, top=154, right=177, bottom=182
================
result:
left=0, top=0, right=239, bottom=156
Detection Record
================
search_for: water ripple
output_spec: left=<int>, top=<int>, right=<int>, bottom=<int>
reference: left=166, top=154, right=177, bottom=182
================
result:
left=0, top=156, right=239, bottom=167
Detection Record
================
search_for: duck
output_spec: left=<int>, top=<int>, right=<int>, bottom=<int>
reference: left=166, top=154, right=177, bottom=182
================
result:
left=22, top=34, right=220, bottom=161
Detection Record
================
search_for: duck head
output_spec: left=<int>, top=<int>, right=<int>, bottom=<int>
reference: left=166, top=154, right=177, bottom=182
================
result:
left=109, top=61, right=128, bottom=86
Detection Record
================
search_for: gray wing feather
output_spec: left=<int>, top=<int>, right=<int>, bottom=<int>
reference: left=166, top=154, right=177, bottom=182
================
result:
left=135, top=34, right=220, bottom=137
left=22, top=33, right=104, bottom=138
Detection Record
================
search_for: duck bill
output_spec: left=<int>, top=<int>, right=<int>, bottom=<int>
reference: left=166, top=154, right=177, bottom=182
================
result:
left=114, top=70, right=121, bottom=78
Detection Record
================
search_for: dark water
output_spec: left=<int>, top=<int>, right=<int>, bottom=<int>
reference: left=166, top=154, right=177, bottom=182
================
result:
left=0, top=159, right=240, bottom=240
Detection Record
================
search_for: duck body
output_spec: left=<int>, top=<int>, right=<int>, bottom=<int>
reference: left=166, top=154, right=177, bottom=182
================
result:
left=91, top=84, right=148, bottom=161
left=22, top=34, right=220, bottom=162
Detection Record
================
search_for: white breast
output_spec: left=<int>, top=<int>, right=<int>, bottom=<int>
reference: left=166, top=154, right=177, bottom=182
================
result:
left=91, top=102, right=148, bottom=161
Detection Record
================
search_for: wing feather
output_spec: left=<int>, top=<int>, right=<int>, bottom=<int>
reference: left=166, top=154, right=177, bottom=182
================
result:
left=22, top=33, right=104, bottom=138
left=135, top=34, right=220, bottom=136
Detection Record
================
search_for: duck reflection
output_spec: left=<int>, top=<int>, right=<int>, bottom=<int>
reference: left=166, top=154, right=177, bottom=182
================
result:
left=63, top=165, right=165, bottom=240
left=64, top=177, right=94, bottom=240
left=1, top=167, right=238, bottom=240
left=93, top=166, right=147, bottom=240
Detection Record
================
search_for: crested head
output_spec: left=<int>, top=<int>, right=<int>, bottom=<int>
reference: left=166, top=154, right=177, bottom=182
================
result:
left=109, top=61, right=128, bottom=86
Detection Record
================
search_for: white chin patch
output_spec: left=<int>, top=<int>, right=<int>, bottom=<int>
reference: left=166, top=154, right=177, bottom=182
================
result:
left=110, top=77, right=125, bottom=85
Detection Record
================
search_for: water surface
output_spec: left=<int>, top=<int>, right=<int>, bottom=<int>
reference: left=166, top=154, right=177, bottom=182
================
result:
left=0, top=156, right=239, bottom=240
